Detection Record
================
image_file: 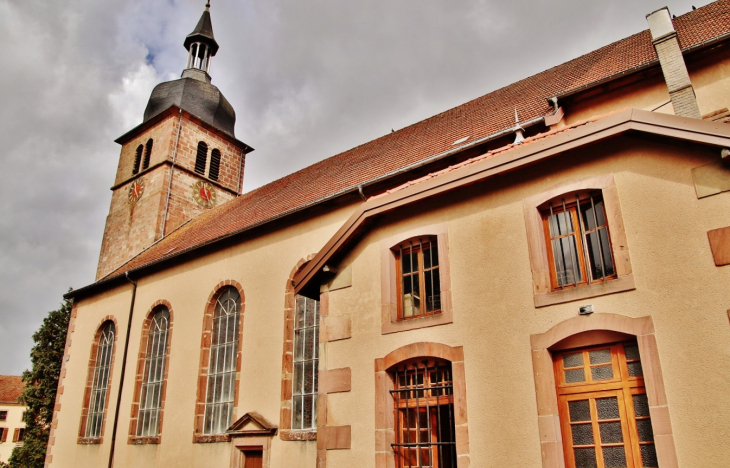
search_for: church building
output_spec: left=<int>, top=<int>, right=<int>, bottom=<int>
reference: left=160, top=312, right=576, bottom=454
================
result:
left=50, top=2, right=730, bottom=467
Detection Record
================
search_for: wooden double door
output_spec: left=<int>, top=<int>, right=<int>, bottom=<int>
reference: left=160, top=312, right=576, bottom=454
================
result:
left=554, top=342, right=658, bottom=468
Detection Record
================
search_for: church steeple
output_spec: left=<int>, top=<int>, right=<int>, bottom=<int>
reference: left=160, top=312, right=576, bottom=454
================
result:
left=183, top=2, right=219, bottom=79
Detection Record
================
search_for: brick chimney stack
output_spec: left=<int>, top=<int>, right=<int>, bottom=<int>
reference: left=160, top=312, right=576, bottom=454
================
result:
left=646, top=7, right=701, bottom=119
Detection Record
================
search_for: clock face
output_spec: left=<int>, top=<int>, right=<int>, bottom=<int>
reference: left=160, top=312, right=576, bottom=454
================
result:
left=192, top=180, right=217, bottom=208
left=128, top=178, right=145, bottom=204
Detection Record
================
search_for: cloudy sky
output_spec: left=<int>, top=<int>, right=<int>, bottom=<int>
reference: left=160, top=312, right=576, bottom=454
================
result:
left=0, top=0, right=711, bottom=374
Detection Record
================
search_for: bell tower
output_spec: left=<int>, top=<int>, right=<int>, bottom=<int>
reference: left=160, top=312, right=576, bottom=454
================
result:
left=96, top=2, right=253, bottom=280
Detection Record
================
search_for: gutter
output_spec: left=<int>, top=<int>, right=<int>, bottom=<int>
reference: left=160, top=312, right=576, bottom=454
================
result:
left=107, top=272, right=137, bottom=468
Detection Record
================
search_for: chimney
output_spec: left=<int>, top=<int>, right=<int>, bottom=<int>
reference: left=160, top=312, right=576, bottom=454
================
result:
left=646, top=7, right=701, bottom=119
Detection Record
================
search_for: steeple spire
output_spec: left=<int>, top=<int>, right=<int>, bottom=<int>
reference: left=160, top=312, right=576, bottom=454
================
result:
left=183, top=2, right=219, bottom=78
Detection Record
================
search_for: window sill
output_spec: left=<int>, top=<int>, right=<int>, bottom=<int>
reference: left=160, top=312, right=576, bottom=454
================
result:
left=534, top=274, right=635, bottom=308
left=128, top=436, right=161, bottom=445
left=193, top=434, right=231, bottom=443
left=279, top=429, right=317, bottom=441
left=381, top=309, right=453, bottom=335
left=77, top=437, right=103, bottom=445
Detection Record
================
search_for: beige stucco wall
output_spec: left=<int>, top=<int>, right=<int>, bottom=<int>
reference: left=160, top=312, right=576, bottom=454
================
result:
left=0, top=403, right=26, bottom=462
left=322, top=137, right=730, bottom=467
left=50, top=202, right=356, bottom=468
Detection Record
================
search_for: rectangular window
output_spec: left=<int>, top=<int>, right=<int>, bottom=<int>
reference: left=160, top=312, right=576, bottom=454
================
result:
left=391, top=359, right=456, bottom=467
left=543, top=192, right=615, bottom=290
left=292, top=295, right=319, bottom=430
left=16, top=428, right=25, bottom=443
left=0, top=427, right=6, bottom=443
left=0, top=411, right=6, bottom=421
left=137, top=308, right=170, bottom=437
left=555, top=342, right=657, bottom=468
left=396, top=238, right=441, bottom=320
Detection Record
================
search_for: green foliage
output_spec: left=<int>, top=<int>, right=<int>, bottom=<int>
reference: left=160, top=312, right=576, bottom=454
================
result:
left=7, top=294, right=71, bottom=468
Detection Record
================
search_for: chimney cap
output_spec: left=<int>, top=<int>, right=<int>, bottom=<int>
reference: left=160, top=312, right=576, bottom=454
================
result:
left=646, top=7, right=675, bottom=41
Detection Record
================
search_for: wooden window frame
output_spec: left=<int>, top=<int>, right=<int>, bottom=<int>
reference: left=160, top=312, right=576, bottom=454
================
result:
left=128, top=300, right=174, bottom=445
left=394, top=238, right=442, bottom=321
left=524, top=174, right=634, bottom=307
left=193, top=281, right=245, bottom=443
left=541, top=191, right=617, bottom=290
left=381, top=224, right=453, bottom=335
left=78, top=316, right=119, bottom=445
left=530, top=314, right=679, bottom=468
left=554, top=342, right=657, bottom=468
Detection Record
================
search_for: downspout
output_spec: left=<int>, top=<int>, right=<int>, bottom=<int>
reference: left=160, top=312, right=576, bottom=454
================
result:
left=160, top=109, right=184, bottom=239
left=108, top=272, right=137, bottom=468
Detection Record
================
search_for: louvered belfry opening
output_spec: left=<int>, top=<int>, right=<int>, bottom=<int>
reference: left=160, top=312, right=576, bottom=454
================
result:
left=391, top=358, right=456, bottom=468
left=143, top=139, right=153, bottom=170
left=209, top=148, right=221, bottom=181
left=133, top=144, right=143, bottom=175
left=195, top=141, right=208, bottom=175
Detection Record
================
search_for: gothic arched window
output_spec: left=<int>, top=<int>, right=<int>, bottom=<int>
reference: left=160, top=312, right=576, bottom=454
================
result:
left=209, top=148, right=221, bottom=181
left=195, top=142, right=208, bottom=175
left=133, top=306, right=171, bottom=439
left=80, top=321, right=116, bottom=440
left=203, top=286, right=241, bottom=435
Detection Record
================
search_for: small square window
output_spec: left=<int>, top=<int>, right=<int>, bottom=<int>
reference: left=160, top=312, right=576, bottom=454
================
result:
left=0, top=411, right=6, bottom=421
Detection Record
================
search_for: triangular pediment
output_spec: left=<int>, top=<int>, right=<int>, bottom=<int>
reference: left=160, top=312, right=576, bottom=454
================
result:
left=227, top=412, right=277, bottom=437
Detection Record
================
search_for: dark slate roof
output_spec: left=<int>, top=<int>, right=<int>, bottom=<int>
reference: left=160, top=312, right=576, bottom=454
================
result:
left=185, top=7, right=219, bottom=55
left=143, top=77, right=236, bottom=137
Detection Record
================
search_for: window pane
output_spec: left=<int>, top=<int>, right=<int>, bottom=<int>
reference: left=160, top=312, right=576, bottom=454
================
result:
left=423, top=243, right=439, bottom=269
left=602, top=446, right=627, bottom=468
left=636, top=419, right=654, bottom=442
left=596, top=397, right=619, bottom=420
left=623, top=344, right=640, bottom=361
left=552, top=236, right=582, bottom=286
left=627, top=361, right=643, bottom=377
left=589, top=349, right=611, bottom=365
left=291, top=294, right=319, bottom=430
left=563, top=352, right=584, bottom=368
left=599, top=422, right=623, bottom=443
left=633, top=394, right=650, bottom=417
left=571, top=424, right=594, bottom=446
left=565, top=368, right=586, bottom=383
left=591, top=365, right=613, bottom=381
left=640, top=444, right=659, bottom=467
left=574, top=447, right=597, bottom=468
left=569, top=400, right=591, bottom=422
left=424, top=269, right=441, bottom=312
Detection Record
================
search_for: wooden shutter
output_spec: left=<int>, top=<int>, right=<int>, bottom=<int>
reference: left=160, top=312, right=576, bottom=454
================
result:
left=12, top=428, right=19, bottom=442
left=0, top=428, right=7, bottom=442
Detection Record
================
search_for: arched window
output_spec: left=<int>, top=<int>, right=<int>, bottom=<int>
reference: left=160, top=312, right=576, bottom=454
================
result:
left=81, top=321, right=116, bottom=440
left=209, top=149, right=221, bottom=181
left=195, top=142, right=208, bottom=175
left=292, top=294, right=319, bottom=430
left=203, top=287, right=241, bottom=435
left=142, top=139, right=153, bottom=171
left=132, top=305, right=171, bottom=439
left=133, top=145, right=143, bottom=175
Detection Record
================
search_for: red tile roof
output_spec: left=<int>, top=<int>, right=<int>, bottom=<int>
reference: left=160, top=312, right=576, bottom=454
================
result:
left=0, top=376, right=24, bottom=404
left=102, top=0, right=730, bottom=281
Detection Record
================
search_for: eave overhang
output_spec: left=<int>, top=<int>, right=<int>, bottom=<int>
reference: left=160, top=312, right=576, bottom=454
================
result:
left=292, top=108, right=730, bottom=298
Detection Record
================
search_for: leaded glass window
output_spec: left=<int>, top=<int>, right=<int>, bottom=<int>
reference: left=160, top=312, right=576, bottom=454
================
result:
left=203, top=287, right=241, bottom=435
left=86, top=321, right=115, bottom=438
left=137, top=307, right=170, bottom=437
left=291, top=294, right=319, bottom=430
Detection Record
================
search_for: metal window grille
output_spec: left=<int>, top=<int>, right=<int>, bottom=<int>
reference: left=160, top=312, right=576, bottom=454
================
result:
left=547, top=193, right=615, bottom=289
left=136, top=307, right=170, bottom=437
left=195, top=141, right=208, bottom=175
left=142, top=139, right=153, bottom=170
left=85, top=321, right=115, bottom=438
left=209, top=149, right=221, bottom=181
left=203, top=287, right=241, bottom=435
left=399, top=238, right=441, bottom=320
left=132, top=144, right=143, bottom=175
left=391, top=359, right=456, bottom=468
left=292, top=295, right=319, bottom=430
